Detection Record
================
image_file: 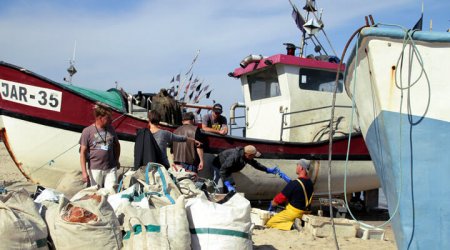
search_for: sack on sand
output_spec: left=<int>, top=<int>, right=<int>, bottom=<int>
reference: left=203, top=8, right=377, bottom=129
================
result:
left=186, top=193, right=253, bottom=250
left=45, top=189, right=122, bottom=250
left=54, top=170, right=86, bottom=199
left=0, top=189, right=48, bottom=250
left=135, top=163, right=182, bottom=208
left=122, top=195, right=190, bottom=250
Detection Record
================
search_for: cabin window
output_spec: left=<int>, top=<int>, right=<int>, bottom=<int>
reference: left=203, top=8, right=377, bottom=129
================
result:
left=298, top=68, right=343, bottom=93
left=247, top=67, right=281, bottom=100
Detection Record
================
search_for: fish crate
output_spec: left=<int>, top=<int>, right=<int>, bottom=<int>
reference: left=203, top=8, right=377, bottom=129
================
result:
left=250, top=208, right=272, bottom=227
left=302, top=214, right=359, bottom=238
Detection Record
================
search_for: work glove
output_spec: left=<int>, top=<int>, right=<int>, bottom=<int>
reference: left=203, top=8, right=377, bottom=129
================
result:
left=266, top=166, right=279, bottom=175
left=278, top=171, right=291, bottom=183
left=224, top=181, right=236, bottom=193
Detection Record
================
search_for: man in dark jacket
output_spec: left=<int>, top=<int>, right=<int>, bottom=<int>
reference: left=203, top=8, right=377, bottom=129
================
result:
left=212, top=145, right=278, bottom=193
left=134, top=127, right=164, bottom=169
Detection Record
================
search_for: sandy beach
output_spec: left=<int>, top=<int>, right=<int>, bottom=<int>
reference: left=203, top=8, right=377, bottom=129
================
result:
left=1, top=142, right=396, bottom=249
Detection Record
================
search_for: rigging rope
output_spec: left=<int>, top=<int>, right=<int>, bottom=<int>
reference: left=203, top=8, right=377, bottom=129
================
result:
left=341, top=23, right=431, bottom=248
left=31, top=114, right=126, bottom=174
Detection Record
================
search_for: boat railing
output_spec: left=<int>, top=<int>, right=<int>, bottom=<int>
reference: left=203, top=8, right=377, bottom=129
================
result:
left=127, top=95, right=151, bottom=119
left=229, top=102, right=246, bottom=136
left=279, top=105, right=352, bottom=141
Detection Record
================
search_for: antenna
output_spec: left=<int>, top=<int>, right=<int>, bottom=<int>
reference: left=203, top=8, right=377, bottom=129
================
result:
left=64, top=41, right=78, bottom=84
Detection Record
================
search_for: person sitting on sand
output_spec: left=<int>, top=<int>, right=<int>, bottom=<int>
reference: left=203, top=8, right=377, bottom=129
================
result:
left=266, top=159, right=314, bottom=231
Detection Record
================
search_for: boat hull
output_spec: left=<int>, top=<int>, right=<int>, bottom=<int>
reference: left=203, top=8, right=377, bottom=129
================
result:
left=0, top=61, right=378, bottom=199
left=346, top=27, right=450, bottom=249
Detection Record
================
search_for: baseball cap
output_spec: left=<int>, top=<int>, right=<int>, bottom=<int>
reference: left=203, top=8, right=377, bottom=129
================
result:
left=298, top=159, right=311, bottom=171
left=244, top=145, right=261, bottom=157
left=212, top=103, right=223, bottom=114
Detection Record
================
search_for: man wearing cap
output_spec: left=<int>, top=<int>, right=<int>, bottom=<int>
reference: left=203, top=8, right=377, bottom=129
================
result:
left=173, top=112, right=205, bottom=173
left=202, top=103, right=228, bottom=135
left=212, top=145, right=278, bottom=193
left=266, top=159, right=314, bottom=231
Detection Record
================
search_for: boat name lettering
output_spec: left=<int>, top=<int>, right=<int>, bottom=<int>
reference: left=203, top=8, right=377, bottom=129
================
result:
left=0, top=79, right=62, bottom=112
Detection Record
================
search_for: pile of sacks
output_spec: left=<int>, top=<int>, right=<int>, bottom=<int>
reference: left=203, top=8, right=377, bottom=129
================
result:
left=0, top=163, right=254, bottom=250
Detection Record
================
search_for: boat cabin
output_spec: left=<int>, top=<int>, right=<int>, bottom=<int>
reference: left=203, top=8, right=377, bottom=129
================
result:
left=231, top=52, right=359, bottom=143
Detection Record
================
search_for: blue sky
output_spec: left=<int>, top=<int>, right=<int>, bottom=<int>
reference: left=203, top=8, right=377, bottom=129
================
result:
left=0, top=0, right=448, bottom=114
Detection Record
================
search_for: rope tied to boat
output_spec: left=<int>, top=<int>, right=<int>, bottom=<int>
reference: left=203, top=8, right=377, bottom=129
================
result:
left=30, top=114, right=127, bottom=175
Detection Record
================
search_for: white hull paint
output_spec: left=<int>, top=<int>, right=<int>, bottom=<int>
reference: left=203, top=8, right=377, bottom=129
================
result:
left=345, top=27, right=450, bottom=249
left=1, top=114, right=379, bottom=199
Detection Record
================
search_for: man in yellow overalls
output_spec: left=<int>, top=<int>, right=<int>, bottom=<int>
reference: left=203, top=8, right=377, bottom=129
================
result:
left=266, top=159, right=314, bottom=230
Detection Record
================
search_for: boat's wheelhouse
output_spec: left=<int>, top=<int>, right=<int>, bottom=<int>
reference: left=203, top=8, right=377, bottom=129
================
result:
left=233, top=54, right=358, bottom=143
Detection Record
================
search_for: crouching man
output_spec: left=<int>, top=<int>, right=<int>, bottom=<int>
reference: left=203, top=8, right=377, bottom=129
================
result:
left=212, top=145, right=278, bottom=193
left=266, top=159, right=314, bottom=230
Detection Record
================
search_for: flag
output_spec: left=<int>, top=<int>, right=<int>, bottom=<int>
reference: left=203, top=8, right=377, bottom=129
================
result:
left=412, top=13, right=423, bottom=31
left=180, top=96, right=185, bottom=102
left=188, top=91, right=194, bottom=100
left=170, top=77, right=174, bottom=83
left=185, top=82, right=190, bottom=92
left=203, top=85, right=209, bottom=92
left=205, top=90, right=212, bottom=99
left=168, top=86, right=175, bottom=95
left=176, top=74, right=180, bottom=82
left=190, top=83, right=197, bottom=90
left=189, top=73, right=193, bottom=81
left=289, top=0, right=306, bottom=33
left=193, top=77, right=199, bottom=83
left=196, top=83, right=202, bottom=91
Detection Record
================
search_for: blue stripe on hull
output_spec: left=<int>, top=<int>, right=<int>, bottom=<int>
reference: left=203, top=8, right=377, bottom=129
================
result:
left=366, top=111, right=450, bottom=250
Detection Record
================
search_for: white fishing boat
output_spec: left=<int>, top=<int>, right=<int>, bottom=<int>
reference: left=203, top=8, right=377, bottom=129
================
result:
left=0, top=0, right=379, bottom=200
left=345, top=25, right=450, bottom=249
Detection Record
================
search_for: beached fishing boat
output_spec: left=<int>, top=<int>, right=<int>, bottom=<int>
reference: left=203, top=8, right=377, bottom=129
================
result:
left=345, top=26, right=450, bottom=249
left=0, top=0, right=379, bottom=200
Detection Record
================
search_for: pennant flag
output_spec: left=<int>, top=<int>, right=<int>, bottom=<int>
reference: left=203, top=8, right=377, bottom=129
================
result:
left=170, top=77, right=174, bottom=83
left=176, top=74, right=181, bottom=82
left=412, top=13, right=423, bottom=31
left=190, top=83, right=197, bottom=90
left=189, top=73, right=193, bottom=81
left=196, top=83, right=202, bottom=91
left=203, top=85, right=209, bottom=92
left=193, top=77, right=199, bottom=83
left=180, top=96, right=185, bottom=102
left=185, top=82, right=190, bottom=92
left=168, top=86, right=175, bottom=95
left=289, top=0, right=306, bottom=33
left=188, top=91, right=194, bottom=100
left=205, top=90, right=212, bottom=99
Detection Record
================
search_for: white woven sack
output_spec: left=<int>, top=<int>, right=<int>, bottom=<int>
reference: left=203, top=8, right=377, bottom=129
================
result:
left=0, top=189, right=48, bottom=250
left=122, top=195, right=190, bottom=250
left=186, top=193, right=253, bottom=250
left=54, top=170, right=86, bottom=199
left=45, top=193, right=122, bottom=250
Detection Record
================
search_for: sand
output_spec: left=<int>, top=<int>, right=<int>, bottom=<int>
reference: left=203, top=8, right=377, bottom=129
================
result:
left=0, top=142, right=397, bottom=249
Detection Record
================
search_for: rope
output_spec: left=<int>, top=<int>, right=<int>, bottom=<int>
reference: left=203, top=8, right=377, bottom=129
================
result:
left=31, top=114, right=126, bottom=174
left=342, top=23, right=431, bottom=246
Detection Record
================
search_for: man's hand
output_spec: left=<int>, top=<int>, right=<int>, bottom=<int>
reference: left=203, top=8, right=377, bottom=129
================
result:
left=219, top=129, right=227, bottom=135
left=198, top=161, right=204, bottom=171
left=82, top=171, right=89, bottom=183
left=271, top=200, right=278, bottom=207
left=194, top=140, right=202, bottom=147
left=266, top=166, right=279, bottom=174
